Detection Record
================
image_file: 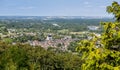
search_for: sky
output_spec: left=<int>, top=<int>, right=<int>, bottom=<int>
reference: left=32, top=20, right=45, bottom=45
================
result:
left=0, top=0, right=120, bottom=17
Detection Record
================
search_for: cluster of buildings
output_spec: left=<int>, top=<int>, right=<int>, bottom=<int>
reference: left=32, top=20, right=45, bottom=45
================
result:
left=29, top=34, right=74, bottom=50
left=1, top=28, right=77, bottom=51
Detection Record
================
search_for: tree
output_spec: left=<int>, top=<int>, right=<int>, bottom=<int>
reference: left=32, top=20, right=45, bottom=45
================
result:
left=76, top=1, right=120, bottom=70
left=107, top=1, right=120, bottom=22
left=68, top=41, right=78, bottom=52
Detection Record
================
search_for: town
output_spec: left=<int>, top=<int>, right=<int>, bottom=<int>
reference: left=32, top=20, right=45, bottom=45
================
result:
left=0, top=16, right=111, bottom=52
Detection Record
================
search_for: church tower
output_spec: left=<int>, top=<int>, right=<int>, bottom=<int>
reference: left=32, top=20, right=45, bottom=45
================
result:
left=46, top=34, right=52, bottom=41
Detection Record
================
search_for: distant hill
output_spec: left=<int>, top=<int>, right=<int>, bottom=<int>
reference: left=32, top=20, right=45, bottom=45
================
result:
left=0, top=16, right=113, bottom=20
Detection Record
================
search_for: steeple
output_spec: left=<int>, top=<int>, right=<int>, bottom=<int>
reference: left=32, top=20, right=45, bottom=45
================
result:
left=46, top=34, right=52, bottom=41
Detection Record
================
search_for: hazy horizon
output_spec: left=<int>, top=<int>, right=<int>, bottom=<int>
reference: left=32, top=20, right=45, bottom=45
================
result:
left=0, top=0, right=119, bottom=17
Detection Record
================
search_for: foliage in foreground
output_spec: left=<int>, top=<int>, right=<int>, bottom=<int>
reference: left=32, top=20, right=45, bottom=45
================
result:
left=76, top=1, right=120, bottom=70
left=0, top=42, right=82, bottom=70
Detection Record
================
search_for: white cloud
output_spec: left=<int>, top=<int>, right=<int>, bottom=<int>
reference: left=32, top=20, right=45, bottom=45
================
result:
left=99, top=6, right=106, bottom=8
left=19, top=6, right=36, bottom=10
left=85, top=5, right=92, bottom=8
left=84, top=2, right=89, bottom=5
left=83, top=1, right=92, bottom=8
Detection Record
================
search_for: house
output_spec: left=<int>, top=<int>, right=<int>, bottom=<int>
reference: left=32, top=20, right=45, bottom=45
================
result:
left=87, top=26, right=99, bottom=31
